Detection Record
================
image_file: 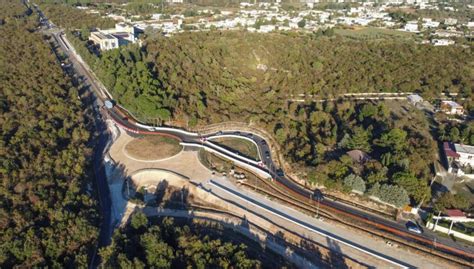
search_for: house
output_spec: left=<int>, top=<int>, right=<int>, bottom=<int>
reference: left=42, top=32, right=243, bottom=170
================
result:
left=403, top=22, right=419, bottom=32
left=440, top=100, right=464, bottom=115
left=432, top=39, right=455, bottom=46
left=444, top=18, right=457, bottom=26
left=444, top=142, right=474, bottom=178
left=407, top=94, right=423, bottom=106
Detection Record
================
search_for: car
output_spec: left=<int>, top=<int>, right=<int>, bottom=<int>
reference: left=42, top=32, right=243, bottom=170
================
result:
left=247, top=133, right=253, bottom=138
left=216, top=131, right=223, bottom=135
left=260, top=140, right=267, bottom=145
left=234, top=131, right=241, bottom=135
left=405, top=221, right=423, bottom=234
left=276, top=169, right=284, bottom=177
left=265, top=151, right=270, bottom=159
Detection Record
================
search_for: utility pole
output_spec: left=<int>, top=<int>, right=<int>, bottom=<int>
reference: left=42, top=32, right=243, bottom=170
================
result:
left=316, top=198, right=320, bottom=219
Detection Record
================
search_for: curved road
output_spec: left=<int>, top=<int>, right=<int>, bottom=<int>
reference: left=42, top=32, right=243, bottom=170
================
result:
left=37, top=5, right=473, bottom=265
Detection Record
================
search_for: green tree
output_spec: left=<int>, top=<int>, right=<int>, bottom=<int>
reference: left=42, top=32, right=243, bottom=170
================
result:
left=377, top=128, right=408, bottom=152
left=298, top=19, right=306, bottom=28
left=346, top=127, right=372, bottom=152
left=343, top=174, right=366, bottom=193
left=378, top=184, right=410, bottom=208
left=392, top=172, right=431, bottom=204
left=131, top=212, right=149, bottom=230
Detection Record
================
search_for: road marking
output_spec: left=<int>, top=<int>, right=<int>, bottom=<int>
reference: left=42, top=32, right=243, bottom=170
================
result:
left=209, top=180, right=410, bottom=269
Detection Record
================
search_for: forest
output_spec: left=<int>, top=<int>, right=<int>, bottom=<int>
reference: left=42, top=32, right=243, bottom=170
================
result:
left=64, top=30, right=473, bottom=125
left=0, top=1, right=99, bottom=267
left=40, top=5, right=473, bottom=207
left=99, top=213, right=273, bottom=268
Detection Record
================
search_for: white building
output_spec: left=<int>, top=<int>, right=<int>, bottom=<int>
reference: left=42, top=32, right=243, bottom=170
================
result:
left=403, top=22, right=419, bottom=32
left=89, top=23, right=139, bottom=50
left=89, top=32, right=118, bottom=50
left=432, top=39, right=455, bottom=46
left=440, top=100, right=464, bottom=115
left=444, top=142, right=474, bottom=178
left=422, top=18, right=440, bottom=29
left=407, top=94, right=423, bottom=105
left=444, top=18, right=457, bottom=26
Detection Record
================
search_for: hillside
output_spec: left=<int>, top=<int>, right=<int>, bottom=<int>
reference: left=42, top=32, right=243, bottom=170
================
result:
left=0, top=1, right=99, bottom=267
left=88, top=31, right=473, bottom=124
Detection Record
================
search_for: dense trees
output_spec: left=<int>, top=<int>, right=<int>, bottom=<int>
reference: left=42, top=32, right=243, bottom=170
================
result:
left=297, top=101, right=436, bottom=207
left=0, top=1, right=99, bottom=267
left=100, top=214, right=262, bottom=268
left=40, top=3, right=115, bottom=30
left=46, top=12, right=471, bottom=207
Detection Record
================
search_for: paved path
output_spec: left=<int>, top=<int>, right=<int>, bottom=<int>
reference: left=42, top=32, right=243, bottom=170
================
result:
left=203, top=178, right=458, bottom=269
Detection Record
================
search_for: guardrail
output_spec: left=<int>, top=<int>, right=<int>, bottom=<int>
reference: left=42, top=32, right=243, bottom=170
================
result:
left=209, top=180, right=410, bottom=268
left=60, top=31, right=473, bottom=264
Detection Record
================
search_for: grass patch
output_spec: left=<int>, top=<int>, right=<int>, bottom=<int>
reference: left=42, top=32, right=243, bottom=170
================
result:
left=125, top=135, right=182, bottom=160
left=198, top=149, right=234, bottom=173
left=213, top=137, right=260, bottom=161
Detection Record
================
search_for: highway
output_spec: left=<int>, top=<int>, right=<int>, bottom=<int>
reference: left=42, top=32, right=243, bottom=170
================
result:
left=34, top=5, right=473, bottom=266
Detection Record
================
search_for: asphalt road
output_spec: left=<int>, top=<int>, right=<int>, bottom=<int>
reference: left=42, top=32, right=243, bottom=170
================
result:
left=36, top=4, right=473, bottom=264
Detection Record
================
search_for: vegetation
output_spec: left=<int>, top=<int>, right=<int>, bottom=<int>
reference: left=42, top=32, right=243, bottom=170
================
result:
left=0, top=1, right=99, bottom=267
left=100, top=213, right=266, bottom=268
left=434, top=192, right=471, bottom=212
left=198, top=149, right=234, bottom=173
left=44, top=5, right=473, bottom=208
left=39, top=3, right=115, bottom=30
left=213, top=137, right=260, bottom=161
left=124, top=135, right=182, bottom=160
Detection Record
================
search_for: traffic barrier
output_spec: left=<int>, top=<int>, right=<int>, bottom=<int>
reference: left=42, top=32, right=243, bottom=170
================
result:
left=180, top=142, right=271, bottom=179
left=209, top=180, right=410, bottom=268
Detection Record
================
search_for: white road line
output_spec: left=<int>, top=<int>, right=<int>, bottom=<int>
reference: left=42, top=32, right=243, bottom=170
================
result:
left=209, top=180, right=409, bottom=269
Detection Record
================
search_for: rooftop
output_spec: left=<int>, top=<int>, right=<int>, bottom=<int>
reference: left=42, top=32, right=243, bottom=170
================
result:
left=441, top=100, right=462, bottom=108
left=454, top=143, right=474, bottom=155
left=446, top=209, right=465, bottom=218
left=90, top=31, right=116, bottom=40
left=443, top=142, right=460, bottom=158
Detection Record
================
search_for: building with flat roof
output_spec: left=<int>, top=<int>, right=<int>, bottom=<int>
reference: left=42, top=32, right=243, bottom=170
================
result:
left=444, top=142, right=474, bottom=178
left=89, top=31, right=118, bottom=50
left=89, top=23, right=139, bottom=51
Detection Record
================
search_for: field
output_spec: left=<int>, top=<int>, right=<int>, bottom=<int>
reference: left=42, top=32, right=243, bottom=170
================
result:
left=213, top=137, right=260, bottom=161
left=124, top=135, right=182, bottom=160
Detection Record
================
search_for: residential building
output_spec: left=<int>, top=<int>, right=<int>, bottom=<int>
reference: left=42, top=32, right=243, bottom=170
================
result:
left=444, top=142, right=474, bottom=178
left=440, top=100, right=464, bottom=115
left=403, top=22, right=419, bottom=32
left=432, top=39, right=455, bottom=46
left=444, top=18, right=457, bottom=26
left=407, top=94, right=423, bottom=105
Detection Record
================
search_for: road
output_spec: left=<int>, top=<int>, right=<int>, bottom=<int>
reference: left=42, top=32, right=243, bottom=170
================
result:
left=34, top=5, right=473, bottom=266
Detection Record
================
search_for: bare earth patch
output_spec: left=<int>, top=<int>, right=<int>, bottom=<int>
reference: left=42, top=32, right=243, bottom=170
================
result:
left=124, top=135, right=182, bottom=160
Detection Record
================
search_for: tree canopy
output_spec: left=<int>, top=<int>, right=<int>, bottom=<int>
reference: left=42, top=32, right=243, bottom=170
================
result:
left=0, top=1, right=99, bottom=267
left=100, top=215, right=268, bottom=269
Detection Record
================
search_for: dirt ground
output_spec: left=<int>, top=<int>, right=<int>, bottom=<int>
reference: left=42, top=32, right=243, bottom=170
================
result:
left=124, top=135, right=182, bottom=161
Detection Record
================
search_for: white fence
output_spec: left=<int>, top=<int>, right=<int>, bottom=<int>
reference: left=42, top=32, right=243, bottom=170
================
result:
left=426, top=222, right=474, bottom=243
